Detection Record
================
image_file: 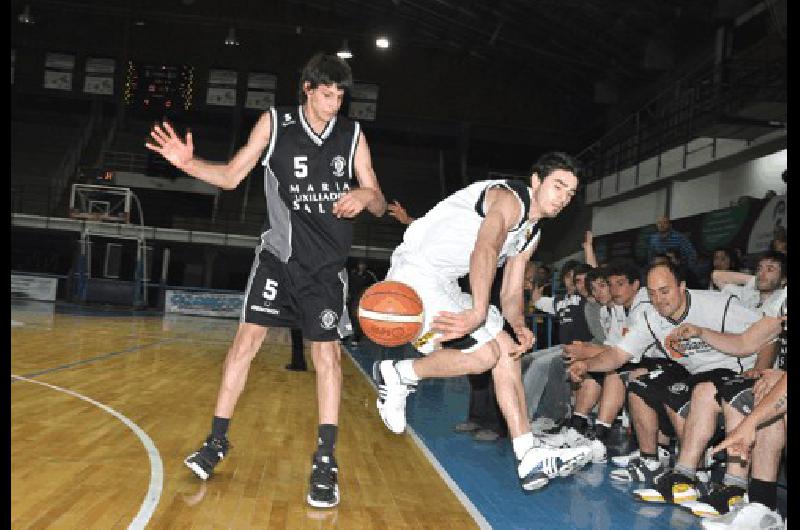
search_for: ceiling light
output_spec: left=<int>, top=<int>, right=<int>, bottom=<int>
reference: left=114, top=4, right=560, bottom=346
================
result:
left=337, top=40, right=353, bottom=59
left=18, top=4, right=35, bottom=25
left=375, top=36, right=390, bottom=49
left=224, top=26, right=240, bottom=46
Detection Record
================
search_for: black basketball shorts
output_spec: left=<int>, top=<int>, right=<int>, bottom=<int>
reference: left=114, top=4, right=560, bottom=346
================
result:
left=241, top=249, right=352, bottom=342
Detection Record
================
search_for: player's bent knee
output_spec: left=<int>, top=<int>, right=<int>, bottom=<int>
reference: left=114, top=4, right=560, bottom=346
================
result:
left=691, top=381, right=717, bottom=402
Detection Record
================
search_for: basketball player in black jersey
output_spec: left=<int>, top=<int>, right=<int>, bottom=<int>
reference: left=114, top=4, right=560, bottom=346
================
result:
left=146, top=53, right=386, bottom=508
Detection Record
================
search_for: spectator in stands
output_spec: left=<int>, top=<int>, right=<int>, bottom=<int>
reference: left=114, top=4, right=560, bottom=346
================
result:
left=568, top=262, right=769, bottom=517
left=770, top=226, right=786, bottom=254
left=707, top=248, right=740, bottom=289
left=647, top=215, right=698, bottom=276
left=535, top=264, right=554, bottom=297
left=523, top=260, right=584, bottom=428
left=347, top=259, right=378, bottom=345
left=561, top=261, right=659, bottom=462
left=713, top=250, right=786, bottom=320
left=668, top=305, right=786, bottom=525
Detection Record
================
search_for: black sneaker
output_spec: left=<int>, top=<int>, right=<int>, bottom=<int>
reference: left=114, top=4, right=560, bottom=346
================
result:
left=680, top=483, right=747, bottom=517
left=307, top=454, right=339, bottom=508
left=184, top=435, right=229, bottom=480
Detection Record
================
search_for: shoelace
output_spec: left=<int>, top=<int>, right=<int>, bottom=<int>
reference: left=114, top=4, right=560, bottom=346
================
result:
left=311, top=462, right=337, bottom=490
left=378, top=383, right=416, bottom=404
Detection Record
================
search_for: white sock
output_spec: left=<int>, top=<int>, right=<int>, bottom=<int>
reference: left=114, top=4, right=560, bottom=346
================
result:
left=395, top=359, right=420, bottom=384
left=596, top=420, right=612, bottom=428
left=574, top=412, right=589, bottom=420
left=512, top=432, right=535, bottom=461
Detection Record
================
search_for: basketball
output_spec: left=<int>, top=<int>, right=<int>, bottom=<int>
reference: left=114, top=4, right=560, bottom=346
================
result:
left=358, top=281, right=424, bottom=347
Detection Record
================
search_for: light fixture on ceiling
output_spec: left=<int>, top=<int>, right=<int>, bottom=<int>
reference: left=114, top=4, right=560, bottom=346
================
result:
left=224, top=26, right=240, bottom=46
left=336, top=40, right=353, bottom=59
left=18, top=4, right=35, bottom=25
left=375, top=35, right=390, bottom=49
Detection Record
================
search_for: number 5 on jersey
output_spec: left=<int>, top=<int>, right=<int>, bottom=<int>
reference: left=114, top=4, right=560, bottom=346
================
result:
left=294, top=156, right=308, bottom=179
left=263, top=279, right=278, bottom=301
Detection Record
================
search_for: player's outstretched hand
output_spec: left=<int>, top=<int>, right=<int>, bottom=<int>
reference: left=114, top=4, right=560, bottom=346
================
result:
left=387, top=200, right=413, bottom=225
left=431, top=308, right=485, bottom=346
left=145, top=121, right=193, bottom=170
left=711, top=418, right=756, bottom=461
left=665, top=323, right=702, bottom=354
left=332, top=189, right=369, bottom=218
left=509, top=323, right=534, bottom=359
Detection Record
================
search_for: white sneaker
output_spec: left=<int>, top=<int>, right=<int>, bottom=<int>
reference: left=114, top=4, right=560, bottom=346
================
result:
left=517, top=445, right=590, bottom=490
left=373, top=360, right=415, bottom=434
left=611, top=445, right=671, bottom=468
left=588, top=438, right=607, bottom=464
left=530, top=417, right=557, bottom=435
left=700, top=502, right=784, bottom=530
left=539, top=427, right=595, bottom=467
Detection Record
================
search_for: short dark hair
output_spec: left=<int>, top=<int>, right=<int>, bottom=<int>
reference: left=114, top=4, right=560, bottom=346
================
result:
left=646, top=260, right=684, bottom=284
left=585, top=266, right=608, bottom=297
left=559, top=260, right=582, bottom=282
left=606, top=260, right=642, bottom=285
left=574, top=263, right=593, bottom=277
left=298, top=53, right=353, bottom=103
left=756, top=250, right=787, bottom=278
left=530, top=151, right=581, bottom=182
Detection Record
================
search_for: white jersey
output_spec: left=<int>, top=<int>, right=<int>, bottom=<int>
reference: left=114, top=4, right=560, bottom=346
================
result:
left=603, top=287, right=651, bottom=347
left=617, top=289, right=762, bottom=374
left=391, top=179, right=540, bottom=281
left=723, top=279, right=785, bottom=317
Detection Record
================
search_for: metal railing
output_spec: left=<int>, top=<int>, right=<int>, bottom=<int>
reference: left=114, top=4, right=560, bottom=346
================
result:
left=578, top=40, right=785, bottom=184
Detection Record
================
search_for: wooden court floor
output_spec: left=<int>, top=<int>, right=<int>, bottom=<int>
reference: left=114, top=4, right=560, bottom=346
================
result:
left=11, top=305, right=479, bottom=529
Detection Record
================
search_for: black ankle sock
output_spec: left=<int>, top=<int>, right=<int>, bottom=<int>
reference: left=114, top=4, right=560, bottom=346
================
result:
left=569, top=414, right=589, bottom=433
left=211, top=416, right=230, bottom=440
left=316, top=424, right=337, bottom=457
left=594, top=423, right=610, bottom=442
left=748, top=478, right=778, bottom=511
left=640, top=451, right=658, bottom=461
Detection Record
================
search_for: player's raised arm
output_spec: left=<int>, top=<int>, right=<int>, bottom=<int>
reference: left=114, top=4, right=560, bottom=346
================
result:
left=146, top=112, right=272, bottom=190
left=333, top=132, right=386, bottom=218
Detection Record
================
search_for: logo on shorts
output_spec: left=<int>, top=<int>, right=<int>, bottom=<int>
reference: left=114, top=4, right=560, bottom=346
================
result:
left=330, top=155, right=346, bottom=177
left=669, top=382, right=689, bottom=394
left=320, top=309, right=338, bottom=330
left=413, top=331, right=436, bottom=350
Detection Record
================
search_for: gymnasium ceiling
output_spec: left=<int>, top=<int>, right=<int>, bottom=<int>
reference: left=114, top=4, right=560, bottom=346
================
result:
left=11, top=0, right=782, bottom=145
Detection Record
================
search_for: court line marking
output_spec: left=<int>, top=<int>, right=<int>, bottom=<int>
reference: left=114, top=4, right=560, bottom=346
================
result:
left=11, top=373, right=163, bottom=530
left=342, top=348, right=492, bottom=530
left=11, top=339, right=177, bottom=381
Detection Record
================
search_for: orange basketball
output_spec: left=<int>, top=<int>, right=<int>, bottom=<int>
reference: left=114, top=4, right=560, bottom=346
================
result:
left=357, top=280, right=424, bottom=347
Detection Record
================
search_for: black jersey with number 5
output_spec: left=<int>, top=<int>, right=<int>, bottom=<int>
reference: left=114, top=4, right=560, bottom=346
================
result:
left=258, top=105, right=361, bottom=270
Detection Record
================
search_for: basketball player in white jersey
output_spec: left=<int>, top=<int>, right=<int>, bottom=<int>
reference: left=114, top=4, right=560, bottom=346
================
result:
left=146, top=53, right=386, bottom=508
left=373, top=152, right=593, bottom=492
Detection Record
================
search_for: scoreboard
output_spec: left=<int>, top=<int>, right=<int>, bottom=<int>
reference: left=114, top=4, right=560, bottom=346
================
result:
left=124, top=62, right=194, bottom=114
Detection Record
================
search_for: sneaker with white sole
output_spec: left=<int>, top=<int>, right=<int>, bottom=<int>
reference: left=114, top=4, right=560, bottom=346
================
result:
left=611, top=445, right=671, bottom=468
left=539, top=427, right=599, bottom=466
left=633, top=470, right=699, bottom=505
left=307, top=453, right=339, bottom=508
left=373, top=360, right=416, bottom=434
left=184, top=435, right=229, bottom=480
left=681, top=484, right=747, bottom=518
left=610, top=457, right=666, bottom=483
left=517, top=445, right=590, bottom=491
left=700, top=502, right=784, bottom=530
